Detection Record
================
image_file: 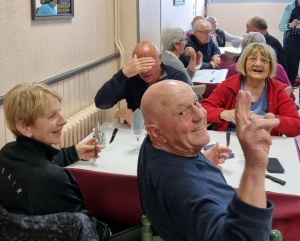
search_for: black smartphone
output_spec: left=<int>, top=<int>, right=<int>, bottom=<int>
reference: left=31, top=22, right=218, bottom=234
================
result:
left=267, top=158, right=284, bottom=173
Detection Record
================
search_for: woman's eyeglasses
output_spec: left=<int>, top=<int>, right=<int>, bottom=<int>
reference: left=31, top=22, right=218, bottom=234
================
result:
left=246, top=56, right=271, bottom=65
left=196, top=30, right=213, bottom=35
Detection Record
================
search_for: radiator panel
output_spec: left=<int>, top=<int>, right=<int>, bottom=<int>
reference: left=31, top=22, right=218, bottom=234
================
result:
left=61, top=104, right=103, bottom=148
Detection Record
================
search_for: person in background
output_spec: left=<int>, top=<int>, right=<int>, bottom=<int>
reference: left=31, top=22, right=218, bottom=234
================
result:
left=206, top=16, right=242, bottom=47
left=278, top=0, right=300, bottom=87
left=201, top=43, right=300, bottom=137
left=95, top=41, right=189, bottom=125
left=226, top=32, right=295, bottom=101
left=37, top=0, right=57, bottom=15
left=246, top=15, right=287, bottom=72
left=161, top=27, right=198, bottom=86
left=179, top=20, right=221, bottom=69
left=0, top=83, right=109, bottom=240
left=138, top=79, right=276, bottom=241
left=186, top=15, right=205, bottom=37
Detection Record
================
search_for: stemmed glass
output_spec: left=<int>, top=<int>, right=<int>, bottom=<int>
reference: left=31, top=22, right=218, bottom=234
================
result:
left=196, top=51, right=203, bottom=70
left=131, top=108, right=144, bottom=153
left=131, top=122, right=144, bottom=153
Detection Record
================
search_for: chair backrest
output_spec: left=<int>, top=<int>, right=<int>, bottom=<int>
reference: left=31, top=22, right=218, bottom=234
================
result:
left=284, top=86, right=292, bottom=96
left=141, top=215, right=282, bottom=241
left=0, top=204, right=100, bottom=241
left=191, top=84, right=206, bottom=96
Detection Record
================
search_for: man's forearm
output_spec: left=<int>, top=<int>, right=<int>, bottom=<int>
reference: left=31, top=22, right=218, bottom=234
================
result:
left=237, top=169, right=267, bottom=208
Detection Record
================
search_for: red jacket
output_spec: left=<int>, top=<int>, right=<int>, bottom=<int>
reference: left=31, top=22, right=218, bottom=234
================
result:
left=201, top=74, right=300, bottom=137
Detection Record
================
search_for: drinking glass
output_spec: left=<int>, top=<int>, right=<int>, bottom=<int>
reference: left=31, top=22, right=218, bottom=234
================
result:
left=131, top=122, right=144, bottom=153
left=238, top=154, right=245, bottom=165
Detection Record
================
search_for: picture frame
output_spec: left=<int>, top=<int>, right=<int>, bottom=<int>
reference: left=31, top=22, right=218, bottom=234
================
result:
left=174, top=0, right=185, bottom=6
left=31, top=0, right=74, bottom=20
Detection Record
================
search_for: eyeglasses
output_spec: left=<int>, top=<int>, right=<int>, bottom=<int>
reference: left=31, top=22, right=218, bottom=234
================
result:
left=179, top=39, right=187, bottom=42
left=246, top=56, right=271, bottom=65
left=196, top=30, right=213, bottom=35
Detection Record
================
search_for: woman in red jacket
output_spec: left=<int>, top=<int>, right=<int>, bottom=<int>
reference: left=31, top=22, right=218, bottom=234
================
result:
left=201, top=43, right=300, bottom=137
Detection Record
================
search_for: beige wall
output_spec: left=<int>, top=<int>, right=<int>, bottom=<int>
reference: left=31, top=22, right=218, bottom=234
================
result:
left=161, top=0, right=196, bottom=35
left=0, top=1, right=116, bottom=97
left=119, top=0, right=138, bottom=65
left=138, top=0, right=161, bottom=48
left=139, top=0, right=205, bottom=50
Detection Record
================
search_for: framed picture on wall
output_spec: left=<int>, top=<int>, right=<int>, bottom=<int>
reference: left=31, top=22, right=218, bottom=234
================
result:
left=174, top=0, right=185, bottom=6
left=31, top=0, right=74, bottom=20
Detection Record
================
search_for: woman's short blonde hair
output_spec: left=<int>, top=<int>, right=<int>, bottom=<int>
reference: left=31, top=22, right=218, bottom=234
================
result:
left=236, top=43, right=277, bottom=78
left=4, top=83, right=62, bottom=137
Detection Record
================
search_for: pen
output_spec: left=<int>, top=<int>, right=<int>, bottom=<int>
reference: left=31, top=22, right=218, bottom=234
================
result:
left=226, top=132, right=231, bottom=147
left=211, top=71, right=215, bottom=74
left=265, top=174, right=286, bottom=186
left=209, top=77, right=215, bottom=82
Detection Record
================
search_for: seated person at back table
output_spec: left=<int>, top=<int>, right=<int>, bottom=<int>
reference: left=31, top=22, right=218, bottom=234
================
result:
left=161, top=27, right=198, bottom=86
left=226, top=32, right=295, bottom=101
left=95, top=41, right=189, bottom=125
left=201, top=43, right=300, bottom=137
left=246, top=15, right=287, bottom=72
left=0, top=83, right=109, bottom=240
left=186, top=15, right=205, bottom=37
left=138, top=80, right=277, bottom=241
left=206, top=16, right=242, bottom=47
left=179, top=20, right=221, bottom=70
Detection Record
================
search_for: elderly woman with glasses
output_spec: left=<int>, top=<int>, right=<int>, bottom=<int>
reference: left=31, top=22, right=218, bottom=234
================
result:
left=226, top=32, right=295, bottom=101
left=201, top=43, right=300, bottom=137
left=161, top=27, right=197, bottom=86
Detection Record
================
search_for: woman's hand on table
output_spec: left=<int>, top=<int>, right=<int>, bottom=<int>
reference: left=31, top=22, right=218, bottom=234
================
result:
left=220, top=109, right=236, bottom=123
left=76, top=138, right=101, bottom=161
left=203, top=142, right=232, bottom=169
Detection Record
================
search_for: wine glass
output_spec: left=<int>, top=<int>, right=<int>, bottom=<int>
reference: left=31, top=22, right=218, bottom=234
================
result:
left=196, top=51, right=203, bottom=70
left=131, top=122, right=144, bottom=153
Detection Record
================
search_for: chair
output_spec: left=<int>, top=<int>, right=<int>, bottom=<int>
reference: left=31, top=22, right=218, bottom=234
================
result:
left=284, top=86, right=292, bottom=96
left=224, top=49, right=240, bottom=66
left=191, top=85, right=206, bottom=101
left=0, top=203, right=102, bottom=241
left=141, top=215, right=283, bottom=241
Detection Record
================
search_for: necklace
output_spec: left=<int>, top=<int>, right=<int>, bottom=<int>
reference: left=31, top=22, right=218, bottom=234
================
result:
left=165, top=50, right=178, bottom=59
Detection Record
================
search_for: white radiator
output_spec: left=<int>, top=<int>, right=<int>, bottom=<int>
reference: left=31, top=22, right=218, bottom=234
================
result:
left=57, top=104, right=104, bottom=148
